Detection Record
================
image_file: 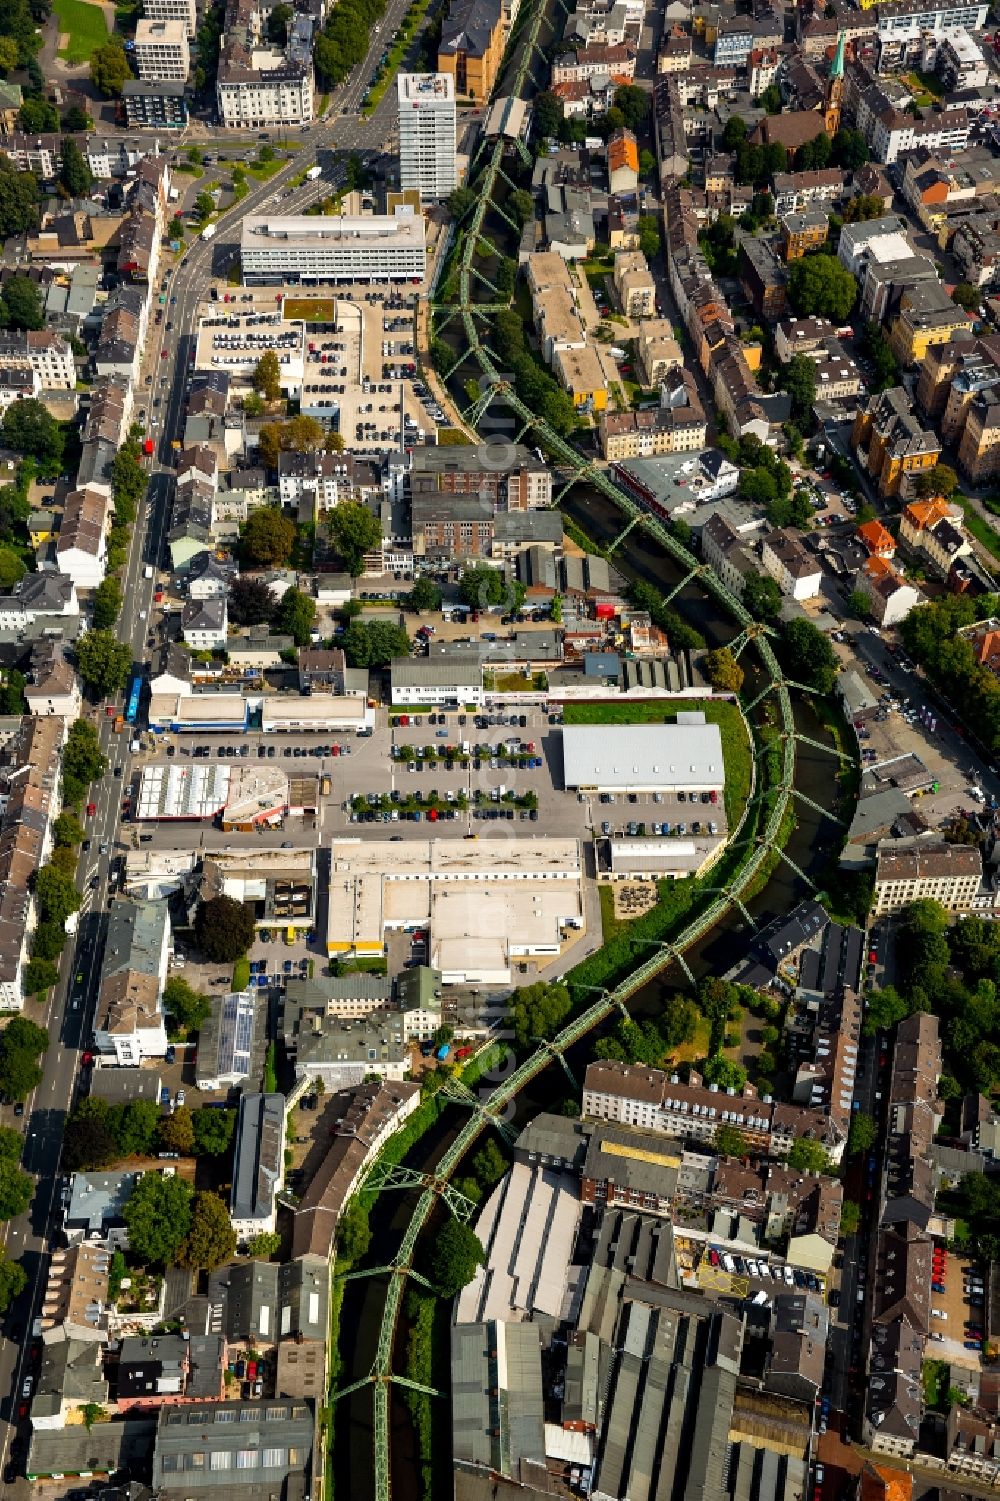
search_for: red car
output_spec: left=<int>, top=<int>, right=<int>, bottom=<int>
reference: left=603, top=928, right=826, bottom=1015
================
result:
left=86, top=802, right=96, bottom=816
left=82, top=1052, right=94, bottom=1065
left=247, top=1361, right=258, bottom=1380
left=161, top=349, right=168, bottom=359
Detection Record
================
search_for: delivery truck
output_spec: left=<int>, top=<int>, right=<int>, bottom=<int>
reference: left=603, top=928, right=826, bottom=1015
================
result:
left=306, top=165, right=322, bottom=180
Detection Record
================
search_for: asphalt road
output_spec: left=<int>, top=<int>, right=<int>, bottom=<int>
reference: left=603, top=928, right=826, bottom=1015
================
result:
left=0, top=11, right=436, bottom=1483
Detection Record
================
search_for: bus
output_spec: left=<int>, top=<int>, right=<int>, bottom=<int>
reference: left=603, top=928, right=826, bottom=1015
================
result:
left=125, top=673, right=142, bottom=726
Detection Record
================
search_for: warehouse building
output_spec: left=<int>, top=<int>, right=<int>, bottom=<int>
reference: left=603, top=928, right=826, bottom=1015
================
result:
left=326, top=838, right=585, bottom=983
left=561, top=715, right=725, bottom=795
left=147, top=692, right=249, bottom=733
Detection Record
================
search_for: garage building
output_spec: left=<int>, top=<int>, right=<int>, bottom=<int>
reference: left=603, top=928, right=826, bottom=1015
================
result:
left=561, top=716, right=725, bottom=795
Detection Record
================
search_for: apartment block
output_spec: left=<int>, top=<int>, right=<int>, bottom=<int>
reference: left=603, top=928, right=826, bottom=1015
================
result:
left=899, top=496, right=971, bottom=576
left=437, top=0, right=505, bottom=100
left=612, top=248, right=655, bottom=317
left=873, top=840, right=982, bottom=915
left=779, top=208, right=829, bottom=261
left=240, top=208, right=425, bottom=284
left=133, top=19, right=190, bottom=82
left=888, top=282, right=968, bottom=368
left=851, top=386, right=941, bottom=498
left=123, top=80, right=189, bottom=129
left=761, top=527, right=822, bottom=600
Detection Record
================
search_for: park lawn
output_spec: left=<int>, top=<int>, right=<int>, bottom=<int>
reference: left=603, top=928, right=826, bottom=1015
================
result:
left=906, top=69, right=945, bottom=98
left=231, top=956, right=250, bottom=991
left=283, top=297, right=337, bottom=322
left=562, top=698, right=751, bottom=828
left=54, top=0, right=109, bottom=62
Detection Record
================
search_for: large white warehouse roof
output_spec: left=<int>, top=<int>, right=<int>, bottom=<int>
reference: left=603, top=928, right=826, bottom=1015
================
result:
left=561, top=722, right=725, bottom=792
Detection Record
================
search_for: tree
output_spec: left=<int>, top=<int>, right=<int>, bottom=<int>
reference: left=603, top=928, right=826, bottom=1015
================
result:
left=533, top=90, right=561, bottom=138
left=123, top=1173, right=194, bottom=1265
left=179, top=1190, right=236, bottom=1269
left=848, top=1111, right=876, bottom=1157
left=194, top=190, right=214, bottom=223
left=409, top=575, right=442, bottom=612
left=75, top=629, right=131, bottom=697
left=247, top=1230, right=281, bottom=1257
left=62, top=719, right=107, bottom=806
left=447, top=186, right=476, bottom=221
left=951, top=282, right=980, bottom=312
left=328, top=501, right=382, bottom=576
left=0, top=276, right=43, bottom=332
left=913, top=463, right=958, bottom=499
left=459, top=564, right=506, bottom=610
left=787, top=255, right=857, bottom=322
left=862, top=983, right=911, bottom=1037
left=192, top=1107, right=236, bottom=1157
left=63, top=1099, right=119, bottom=1170
left=114, top=1100, right=161, bottom=1158
left=22, top=958, right=57, bottom=998
left=638, top=215, right=660, bottom=260
left=782, top=354, right=818, bottom=427
left=701, top=1055, right=747, bottom=1090
left=715, top=1122, right=749, bottom=1158
left=787, top=1136, right=833, bottom=1173
left=779, top=617, right=838, bottom=694
left=252, top=350, right=282, bottom=402
left=840, top=1200, right=861, bottom=1236
left=0, top=36, right=18, bottom=72
left=0, top=397, right=63, bottom=462
left=0, top=1158, right=33, bottom=1220
left=59, top=136, right=92, bottom=197
left=760, top=82, right=782, bottom=113
left=0, top=1246, right=25, bottom=1313
left=0, top=157, right=40, bottom=239
left=158, top=1105, right=196, bottom=1155
left=742, top=571, right=783, bottom=622
left=62, top=104, right=91, bottom=131
left=342, top=619, right=410, bottom=669
left=847, top=588, right=872, bottom=621
left=241, top=507, right=296, bottom=566
left=0, top=1126, right=22, bottom=1163
left=91, top=577, right=122, bottom=630
left=243, top=391, right=264, bottom=418
left=511, top=981, right=571, bottom=1047
left=228, top=575, right=276, bottom=627
left=90, top=37, right=133, bottom=97
left=267, top=1, right=291, bottom=41
left=277, top=586, right=317, bottom=648
left=35, top=863, right=81, bottom=926
left=507, top=188, right=533, bottom=228
left=704, top=647, right=744, bottom=693
left=335, top=1198, right=371, bottom=1262
left=471, top=1140, right=507, bottom=1188
left=427, top=1218, right=485, bottom=1297
left=722, top=116, right=747, bottom=151
left=18, top=96, right=58, bottom=131
left=195, top=896, right=255, bottom=963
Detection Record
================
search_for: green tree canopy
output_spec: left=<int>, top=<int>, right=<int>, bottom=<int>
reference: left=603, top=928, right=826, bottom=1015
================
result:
left=0, top=396, right=63, bottom=463
left=787, top=255, right=857, bottom=322
left=742, top=571, right=783, bottom=622
left=913, top=463, right=958, bottom=499
left=701, top=1055, right=747, bottom=1090
left=91, top=577, right=122, bottom=631
left=228, top=575, right=276, bottom=627
left=409, top=575, right=442, bottom=612
left=328, top=501, right=383, bottom=577
left=703, top=647, right=744, bottom=693
left=781, top=354, right=819, bottom=427
left=247, top=1230, right=281, bottom=1257
left=0, top=156, right=40, bottom=239
left=194, top=896, right=255, bottom=963
left=158, top=1106, right=195, bottom=1156
left=192, top=1107, right=236, bottom=1157
left=342, top=619, right=410, bottom=668
left=951, top=283, right=981, bottom=312
left=276, top=586, right=317, bottom=647
left=840, top=1200, right=861, bottom=1236
left=1, top=275, right=43, bottom=331
left=787, top=1137, right=833, bottom=1173
left=241, top=506, right=296, bottom=565
left=90, top=36, right=133, bottom=97
left=426, top=1218, right=485, bottom=1297
left=62, top=719, right=108, bottom=805
left=59, top=136, right=93, bottom=197
left=848, top=1111, right=876, bottom=1156
left=337, top=1198, right=372, bottom=1263
left=178, top=1190, right=236, bottom=1269
left=714, top=1122, right=749, bottom=1158
left=163, top=975, right=212, bottom=1032
left=123, top=1173, right=194, bottom=1266
left=510, top=981, right=571, bottom=1047
left=0, top=1159, right=31, bottom=1220
left=778, top=617, right=838, bottom=694
left=75, top=629, right=132, bottom=697
left=252, top=349, right=282, bottom=402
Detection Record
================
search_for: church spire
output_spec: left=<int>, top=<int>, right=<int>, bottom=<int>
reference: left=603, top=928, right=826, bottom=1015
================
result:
left=830, top=30, right=846, bottom=79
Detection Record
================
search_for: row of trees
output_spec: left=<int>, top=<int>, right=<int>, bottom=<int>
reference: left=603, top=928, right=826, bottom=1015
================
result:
left=314, top=0, right=385, bottom=89
left=63, top=1096, right=236, bottom=1171
left=899, top=591, right=1000, bottom=753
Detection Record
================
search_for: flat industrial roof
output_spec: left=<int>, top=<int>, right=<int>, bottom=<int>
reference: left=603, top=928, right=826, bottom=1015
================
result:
left=562, top=722, right=724, bottom=790
left=135, top=762, right=231, bottom=820
left=261, top=694, right=367, bottom=728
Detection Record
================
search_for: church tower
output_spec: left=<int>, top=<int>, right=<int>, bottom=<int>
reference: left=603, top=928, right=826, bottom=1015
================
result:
left=825, top=31, right=846, bottom=135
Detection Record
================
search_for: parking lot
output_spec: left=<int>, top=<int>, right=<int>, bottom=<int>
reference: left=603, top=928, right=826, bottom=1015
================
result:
left=927, top=1245, right=987, bottom=1370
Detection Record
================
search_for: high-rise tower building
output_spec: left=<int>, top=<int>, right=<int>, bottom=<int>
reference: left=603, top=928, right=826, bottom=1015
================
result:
left=396, top=73, right=457, bottom=201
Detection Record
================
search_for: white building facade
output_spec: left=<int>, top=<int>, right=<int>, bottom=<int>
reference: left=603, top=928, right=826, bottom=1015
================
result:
left=397, top=73, right=457, bottom=200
